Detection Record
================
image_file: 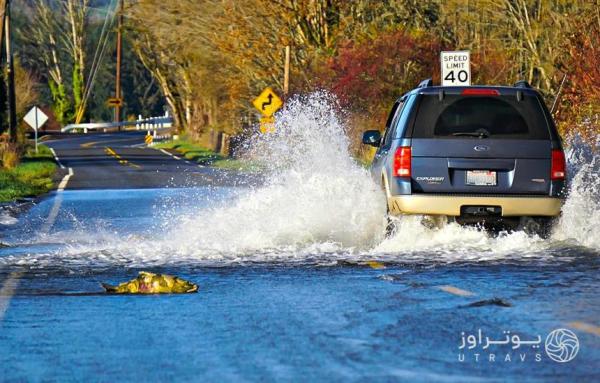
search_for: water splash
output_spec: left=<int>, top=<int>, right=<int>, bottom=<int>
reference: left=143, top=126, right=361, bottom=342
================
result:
left=1, top=93, right=598, bottom=268
left=552, top=134, right=600, bottom=248
left=167, top=92, right=386, bottom=254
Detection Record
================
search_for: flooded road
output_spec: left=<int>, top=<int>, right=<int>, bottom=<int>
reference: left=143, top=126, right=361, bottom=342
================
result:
left=0, top=187, right=598, bottom=382
left=1, top=97, right=598, bottom=381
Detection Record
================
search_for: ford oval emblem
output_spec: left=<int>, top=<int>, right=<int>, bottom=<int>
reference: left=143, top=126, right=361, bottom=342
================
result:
left=474, top=145, right=490, bottom=152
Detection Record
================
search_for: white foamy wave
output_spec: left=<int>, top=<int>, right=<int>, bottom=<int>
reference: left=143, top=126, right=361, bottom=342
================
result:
left=373, top=216, right=547, bottom=255
left=552, top=134, right=600, bottom=248
left=0, top=211, right=18, bottom=226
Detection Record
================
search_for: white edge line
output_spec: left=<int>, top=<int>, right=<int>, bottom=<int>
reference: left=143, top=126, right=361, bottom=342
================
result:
left=57, top=167, right=73, bottom=192
left=41, top=168, right=72, bottom=234
left=159, top=148, right=189, bottom=163
left=50, top=148, right=65, bottom=169
left=159, top=149, right=174, bottom=157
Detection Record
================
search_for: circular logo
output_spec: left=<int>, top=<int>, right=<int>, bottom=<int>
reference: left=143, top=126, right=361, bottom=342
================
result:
left=473, top=145, right=490, bottom=152
left=545, top=328, right=579, bottom=362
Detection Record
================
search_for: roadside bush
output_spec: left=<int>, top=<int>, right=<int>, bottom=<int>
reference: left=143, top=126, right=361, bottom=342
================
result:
left=0, top=144, right=56, bottom=202
left=554, top=19, right=600, bottom=141
left=310, top=29, right=441, bottom=117
left=1, top=142, right=21, bottom=169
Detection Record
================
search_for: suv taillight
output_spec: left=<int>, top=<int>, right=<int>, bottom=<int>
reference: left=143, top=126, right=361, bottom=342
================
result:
left=461, top=88, right=500, bottom=96
left=393, top=146, right=411, bottom=177
left=551, top=149, right=566, bottom=180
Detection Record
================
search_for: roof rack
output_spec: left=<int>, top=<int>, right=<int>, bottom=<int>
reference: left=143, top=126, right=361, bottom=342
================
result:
left=513, top=80, right=532, bottom=88
left=418, top=78, right=433, bottom=88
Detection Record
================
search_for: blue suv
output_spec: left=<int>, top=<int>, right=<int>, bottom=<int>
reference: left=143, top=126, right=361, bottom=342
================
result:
left=362, top=79, right=566, bottom=235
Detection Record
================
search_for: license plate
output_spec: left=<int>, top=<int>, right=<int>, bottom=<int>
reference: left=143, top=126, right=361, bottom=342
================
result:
left=466, top=170, right=497, bottom=186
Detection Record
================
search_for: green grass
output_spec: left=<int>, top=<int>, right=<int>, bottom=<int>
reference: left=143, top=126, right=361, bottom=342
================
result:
left=0, top=145, right=57, bottom=202
left=154, top=139, right=260, bottom=171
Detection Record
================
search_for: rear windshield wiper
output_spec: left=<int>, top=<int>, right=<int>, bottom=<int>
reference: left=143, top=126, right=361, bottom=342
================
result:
left=451, top=131, right=490, bottom=138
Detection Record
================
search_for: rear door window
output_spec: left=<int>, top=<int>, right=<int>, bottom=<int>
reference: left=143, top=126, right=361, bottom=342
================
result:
left=380, top=101, right=403, bottom=150
left=412, top=94, right=550, bottom=139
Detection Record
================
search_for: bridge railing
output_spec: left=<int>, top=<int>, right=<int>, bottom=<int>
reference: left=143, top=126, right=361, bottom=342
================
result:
left=62, top=112, right=173, bottom=133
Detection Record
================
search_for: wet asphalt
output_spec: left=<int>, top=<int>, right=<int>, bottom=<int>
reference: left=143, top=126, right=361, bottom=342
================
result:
left=44, top=131, right=250, bottom=190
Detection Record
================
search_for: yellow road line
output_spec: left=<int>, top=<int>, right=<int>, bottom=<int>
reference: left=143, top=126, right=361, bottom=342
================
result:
left=438, top=285, right=475, bottom=297
left=81, top=141, right=100, bottom=148
left=568, top=321, right=600, bottom=337
left=104, top=147, right=141, bottom=169
left=366, top=261, right=386, bottom=269
left=81, top=137, right=142, bottom=148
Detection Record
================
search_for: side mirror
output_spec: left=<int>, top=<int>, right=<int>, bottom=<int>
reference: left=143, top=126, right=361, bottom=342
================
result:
left=362, top=130, right=381, bottom=147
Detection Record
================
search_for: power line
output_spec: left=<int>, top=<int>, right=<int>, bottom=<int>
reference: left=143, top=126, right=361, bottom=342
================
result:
left=84, top=0, right=116, bottom=93
left=75, top=0, right=118, bottom=122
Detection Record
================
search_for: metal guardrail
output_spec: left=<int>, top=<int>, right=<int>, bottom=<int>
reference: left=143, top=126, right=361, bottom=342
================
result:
left=62, top=114, right=173, bottom=133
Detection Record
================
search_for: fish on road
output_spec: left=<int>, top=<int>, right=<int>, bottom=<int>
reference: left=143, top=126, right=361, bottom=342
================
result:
left=102, top=271, right=198, bottom=294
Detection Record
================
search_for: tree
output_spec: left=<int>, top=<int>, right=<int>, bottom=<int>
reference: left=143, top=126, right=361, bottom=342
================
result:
left=18, top=0, right=90, bottom=124
left=313, top=29, right=440, bottom=115
left=554, top=14, right=600, bottom=138
left=14, top=59, right=39, bottom=118
left=25, top=0, right=70, bottom=124
left=64, top=0, right=89, bottom=123
left=126, top=0, right=599, bottom=145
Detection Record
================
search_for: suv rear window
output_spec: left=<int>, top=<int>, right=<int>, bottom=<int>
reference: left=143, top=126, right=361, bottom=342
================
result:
left=412, top=94, right=550, bottom=139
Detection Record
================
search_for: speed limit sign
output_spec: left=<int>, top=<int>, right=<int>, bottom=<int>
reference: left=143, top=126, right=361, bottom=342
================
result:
left=441, top=51, right=471, bottom=86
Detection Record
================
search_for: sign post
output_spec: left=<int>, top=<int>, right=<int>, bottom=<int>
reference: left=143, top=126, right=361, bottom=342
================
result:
left=284, top=46, right=290, bottom=97
left=23, top=106, right=49, bottom=153
left=259, top=116, right=275, bottom=134
left=441, top=51, right=471, bottom=86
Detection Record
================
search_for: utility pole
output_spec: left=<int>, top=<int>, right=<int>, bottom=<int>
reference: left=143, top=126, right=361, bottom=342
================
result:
left=4, top=0, right=16, bottom=143
left=115, top=0, right=123, bottom=128
left=0, top=0, right=7, bottom=138
left=283, top=45, right=290, bottom=99
left=0, top=0, right=6, bottom=62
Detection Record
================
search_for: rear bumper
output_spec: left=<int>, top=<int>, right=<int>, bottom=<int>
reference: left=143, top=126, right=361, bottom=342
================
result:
left=388, top=195, right=562, bottom=217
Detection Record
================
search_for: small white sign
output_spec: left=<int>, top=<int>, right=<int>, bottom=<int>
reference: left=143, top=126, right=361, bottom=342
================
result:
left=23, top=106, right=49, bottom=131
left=441, top=51, right=471, bottom=86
